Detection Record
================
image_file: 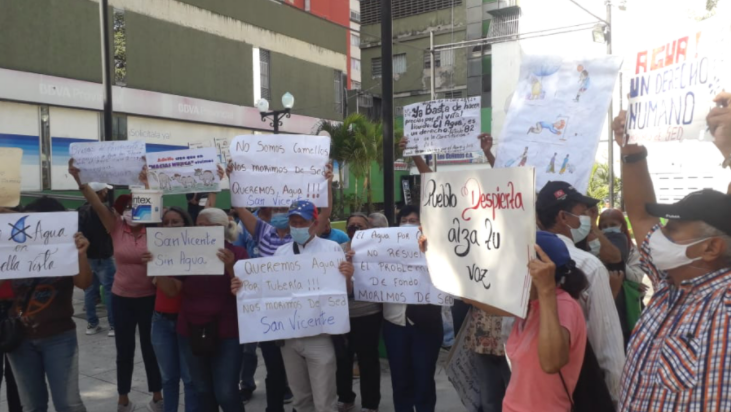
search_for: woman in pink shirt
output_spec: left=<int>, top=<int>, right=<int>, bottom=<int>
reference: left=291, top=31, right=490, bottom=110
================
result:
left=422, top=231, right=588, bottom=412
left=70, top=162, right=163, bottom=412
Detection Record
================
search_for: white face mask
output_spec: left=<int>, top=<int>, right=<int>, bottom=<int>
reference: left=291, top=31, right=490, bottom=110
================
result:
left=589, top=238, right=601, bottom=256
left=123, top=210, right=140, bottom=227
left=566, top=213, right=591, bottom=243
left=602, top=226, right=622, bottom=234
left=648, top=229, right=708, bottom=271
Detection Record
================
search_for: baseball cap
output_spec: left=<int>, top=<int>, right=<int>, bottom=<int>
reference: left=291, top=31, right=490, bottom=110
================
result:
left=646, top=189, right=731, bottom=236
left=537, top=181, right=599, bottom=211
left=88, top=182, right=112, bottom=192
left=536, top=231, right=571, bottom=267
left=288, top=200, right=319, bottom=221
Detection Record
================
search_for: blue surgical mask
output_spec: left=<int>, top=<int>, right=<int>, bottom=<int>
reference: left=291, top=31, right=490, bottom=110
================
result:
left=589, top=238, right=601, bottom=256
left=270, top=213, right=289, bottom=230
left=290, top=226, right=312, bottom=245
left=602, top=226, right=622, bottom=234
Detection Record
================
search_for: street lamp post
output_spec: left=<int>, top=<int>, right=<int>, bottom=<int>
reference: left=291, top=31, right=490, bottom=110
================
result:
left=257, top=92, right=295, bottom=135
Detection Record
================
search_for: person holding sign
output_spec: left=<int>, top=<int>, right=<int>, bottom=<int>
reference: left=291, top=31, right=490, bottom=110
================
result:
left=231, top=200, right=355, bottom=412
left=535, top=181, right=625, bottom=404
left=613, top=104, right=731, bottom=412
left=2, top=197, right=93, bottom=412
left=337, top=213, right=382, bottom=412
left=152, top=208, right=247, bottom=412
left=454, top=232, right=589, bottom=412
left=379, top=205, right=444, bottom=412
left=69, top=160, right=164, bottom=412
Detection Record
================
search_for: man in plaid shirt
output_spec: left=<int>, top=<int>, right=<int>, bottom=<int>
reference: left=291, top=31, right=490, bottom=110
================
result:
left=613, top=95, right=731, bottom=411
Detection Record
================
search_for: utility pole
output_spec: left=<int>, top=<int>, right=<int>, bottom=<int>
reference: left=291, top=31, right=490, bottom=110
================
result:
left=382, top=0, right=395, bottom=225
left=606, top=1, right=615, bottom=208
left=430, top=31, right=438, bottom=172
left=99, top=0, right=113, bottom=142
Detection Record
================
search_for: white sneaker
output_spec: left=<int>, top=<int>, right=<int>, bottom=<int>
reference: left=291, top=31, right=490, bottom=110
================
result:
left=108, top=327, right=116, bottom=338
left=85, top=324, right=102, bottom=335
left=147, top=399, right=163, bottom=412
left=117, top=401, right=135, bottom=412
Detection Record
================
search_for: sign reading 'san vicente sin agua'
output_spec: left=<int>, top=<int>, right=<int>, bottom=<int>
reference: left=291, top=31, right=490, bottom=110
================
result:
left=420, top=167, right=536, bottom=317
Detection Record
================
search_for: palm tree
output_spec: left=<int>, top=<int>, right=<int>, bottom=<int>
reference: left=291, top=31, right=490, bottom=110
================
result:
left=587, top=163, right=621, bottom=208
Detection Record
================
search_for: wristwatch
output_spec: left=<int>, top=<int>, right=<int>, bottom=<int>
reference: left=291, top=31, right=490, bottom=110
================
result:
left=621, top=147, right=648, bottom=164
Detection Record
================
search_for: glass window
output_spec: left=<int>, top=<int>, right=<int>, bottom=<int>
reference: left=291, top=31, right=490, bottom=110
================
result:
left=393, top=54, right=407, bottom=74
left=351, top=33, right=360, bottom=47
left=372, top=58, right=382, bottom=78
left=260, top=49, right=271, bottom=100
left=351, top=58, right=361, bottom=72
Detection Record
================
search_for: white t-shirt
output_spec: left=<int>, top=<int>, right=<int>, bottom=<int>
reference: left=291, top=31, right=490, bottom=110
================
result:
left=273, top=235, right=344, bottom=257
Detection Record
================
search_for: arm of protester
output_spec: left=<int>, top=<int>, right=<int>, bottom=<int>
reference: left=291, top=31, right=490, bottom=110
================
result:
left=73, top=233, right=93, bottom=290
left=69, top=158, right=118, bottom=234
left=708, top=92, right=731, bottom=160
left=218, top=248, right=236, bottom=278
left=613, top=111, right=659, bottom=246
left=479, top=133, right=496, bottom=167
left=231, top=276, right=242, bottom=295
left=532, top=245, right=571, bottom=374
left=399, top=137, right=433, bottom=174
left=227, top=161, right=260, bottom=236
left=315, top=163, right=334, bottom=236
left=339, top=260, right=354, bottom=294
left=139, top=160, right=150, bottom=190
left=609, top=270, right=625, bottom=299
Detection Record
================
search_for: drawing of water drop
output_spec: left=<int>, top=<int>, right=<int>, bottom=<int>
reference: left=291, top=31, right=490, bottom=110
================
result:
left=9, top=215, right=31, bottom=243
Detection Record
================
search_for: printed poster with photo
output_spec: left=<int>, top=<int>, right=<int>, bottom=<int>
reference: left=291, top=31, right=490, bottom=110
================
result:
left=146, top=148, right=221, bottom=194
left=495, top=55, right=623, bottom=193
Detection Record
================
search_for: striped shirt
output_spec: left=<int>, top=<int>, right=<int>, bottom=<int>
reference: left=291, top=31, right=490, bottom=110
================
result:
left=619, top=225, right=731, bottom=412
left=253, top=219, right=292, bottom=257
left=557, top=234, right=626, bottom=404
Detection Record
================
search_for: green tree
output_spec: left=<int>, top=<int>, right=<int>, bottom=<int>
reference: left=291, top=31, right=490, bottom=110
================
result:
left=587, top=163, right=621, bottom=208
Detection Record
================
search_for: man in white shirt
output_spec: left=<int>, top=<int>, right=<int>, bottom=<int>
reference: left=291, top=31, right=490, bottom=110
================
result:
left=536, top=181, right=625, bottom=404
left=234, top=200, right=354, bottom=412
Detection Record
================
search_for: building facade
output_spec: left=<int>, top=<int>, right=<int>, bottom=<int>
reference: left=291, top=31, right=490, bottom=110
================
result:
left=0, top=0, right=348, bottom=200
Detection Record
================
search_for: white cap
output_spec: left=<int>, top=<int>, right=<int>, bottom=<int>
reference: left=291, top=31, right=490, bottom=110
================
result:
left=88, top=182, right=113, bottom=192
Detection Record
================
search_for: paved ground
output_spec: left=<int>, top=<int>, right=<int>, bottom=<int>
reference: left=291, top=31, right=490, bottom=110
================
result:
left=0, top=289, right=464, bottom=412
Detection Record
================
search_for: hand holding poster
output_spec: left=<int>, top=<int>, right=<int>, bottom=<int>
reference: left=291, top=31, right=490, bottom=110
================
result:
left=495, top=55, right=622, bottom=193
left=0, top=148, right=22, bottom=207
left=147, top=148, right=221, bottom=194
left=229, top=135, right=330, bottom=208
left=626, top=17, right=730, bottom=143
left=235, top=252, right=349, bottom=344
left=0, top=212, right=79, bottom=280
left=403, top=97, right=481, bottom=156
left=351, top=227, right=453, bottom=306
left=146, top=227, right=224, bottom=276
left=69, top=141, right=146, bottom=186
left=420, top=167, right=536, bottom=317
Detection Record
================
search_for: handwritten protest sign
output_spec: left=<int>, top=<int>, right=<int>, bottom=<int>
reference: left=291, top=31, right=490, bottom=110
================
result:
left=146, top=227, right=224, bottom=276
left=0, top=148, right=22, bottom=207
left=235, top=252, right=349, bottom=344
left=0, top=212, right=79, bottom=280
left=495, top=55, right=622, bottom=193
left=147, top=148, right=221, bottom=194
left=403, top=97, right=481, bottom=156
left=446, top=307, right=481, bottom=412
left=351, top=227, right=453, bottom=306
left=229, top=135, right=330, bottom=208
left=626, top=18, right=731, bottom=143
left=70, top=141, right=146, bottom=186
left=420, top=167, right=535, bottom=317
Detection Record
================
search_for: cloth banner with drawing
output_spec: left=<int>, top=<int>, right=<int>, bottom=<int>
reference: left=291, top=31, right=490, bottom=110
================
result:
left=626, top=16, right=731, bottom=144
left=147, top=148, right=221, bottom=194
left=420, top=167, right=535, bottom=318
left=0, top=212, right=79, bottom=279
left=495, top=55, right=622, bottom=193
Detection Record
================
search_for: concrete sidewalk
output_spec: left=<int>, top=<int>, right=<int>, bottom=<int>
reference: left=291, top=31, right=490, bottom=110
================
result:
left=0, top=289, right=465, bottom=412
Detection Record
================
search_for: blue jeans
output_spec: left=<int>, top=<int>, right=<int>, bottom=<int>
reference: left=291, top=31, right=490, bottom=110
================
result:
left=151, top=312, right=198, bottom=412
left=240, top=342, right=258, bottom=392
left=7, top=329, right=85, bottom=412
left=84, top=258, right=116, bottom=328
left=383, top=320, right=442, bottom=412
left=180, top=336, right=244, bottom=412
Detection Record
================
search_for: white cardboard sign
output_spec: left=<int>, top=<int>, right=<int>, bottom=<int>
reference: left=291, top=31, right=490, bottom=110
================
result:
left=420, top=167, right=536, bottom=318
left=146, top=227, right=225, bottom=276
left=235, top=252, right=350, bottom=344
left=147, top=148, right=221, bottom=194
left=0, top=148, right=22, bottom=207
left=70, top=140, right=146, bottom=186
left=0, top=212, right=79, bottom=279
left=229, top=135, right=330, bottom=208
left=351, top=227, right=453, bottom=306
left=403, top=97, right=481, bottom=156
